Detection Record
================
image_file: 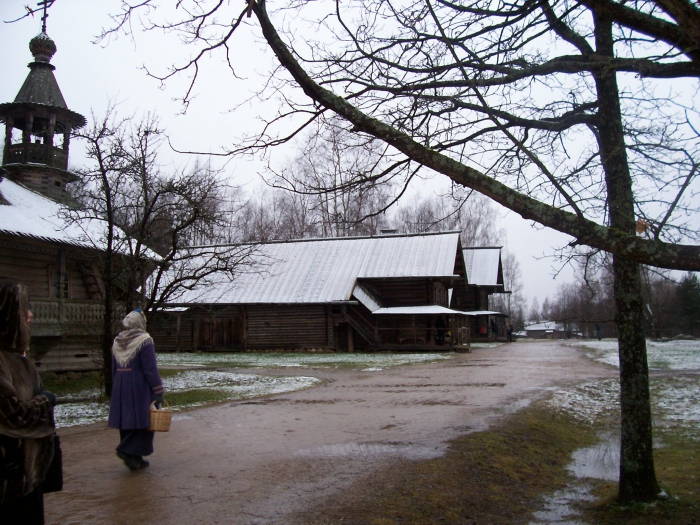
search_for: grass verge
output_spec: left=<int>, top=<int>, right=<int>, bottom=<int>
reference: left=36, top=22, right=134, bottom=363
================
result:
left=41, top=372, right=104, bottom=396
left=297, top=402, right=700, bottom=525
left=41, top=369, right=182, bottom=397
left=296, top=405, right=599, bottom=525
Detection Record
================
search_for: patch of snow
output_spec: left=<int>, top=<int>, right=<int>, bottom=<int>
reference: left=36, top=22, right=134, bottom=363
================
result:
left=54, top=371, right=320, bottom=429
left=54, top=402, right=109, bottom=428
left=470, top=342, right=506, bottom=349
left=157, top=352, right=453, bottom=369
left=162, top=371, right=320, bottom=405
left=568, top=339, right=700, bottom=371
left=546, top=379, right=620, bottom=424
left=653, top=376, right=700, bottom=434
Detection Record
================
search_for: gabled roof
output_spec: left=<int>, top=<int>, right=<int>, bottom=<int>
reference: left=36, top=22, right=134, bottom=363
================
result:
left=0, top=177, right=104, bottom=249
left=173, top=231, right=463, bottom=305
left=463, top=247, right=503, bottom=287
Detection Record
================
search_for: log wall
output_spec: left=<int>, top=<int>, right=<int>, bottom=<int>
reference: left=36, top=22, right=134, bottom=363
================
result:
left=246, top=305, right=329, bottom=349
left=0, top=236, right=98, bottom=300
left=149, top=304, right=331, bottom=352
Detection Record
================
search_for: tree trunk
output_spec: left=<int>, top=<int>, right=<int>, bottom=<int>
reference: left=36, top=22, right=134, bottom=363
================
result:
left=102, top=251, right=114, bottom=398
left=594, top=15, right=660, bottom=503
left=613, top=255, right=659, bottom=502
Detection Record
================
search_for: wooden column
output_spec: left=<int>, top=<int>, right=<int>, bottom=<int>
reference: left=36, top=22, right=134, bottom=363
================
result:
left=23, top=112, right=34, bottom=164
left=3, top=120, right=12, bottom=162
left=46, top=113, right=56, bottom=163
left=175, top=314, right=182, bottom=353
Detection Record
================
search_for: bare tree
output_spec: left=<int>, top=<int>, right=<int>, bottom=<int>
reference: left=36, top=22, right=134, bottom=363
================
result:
left=268, top=117, right=394, bottom=237
left=101, top=0, right=700, bottom=502
left=68, top=108, right=253, bottom=395
left=394, top=191, right=503, bottom=246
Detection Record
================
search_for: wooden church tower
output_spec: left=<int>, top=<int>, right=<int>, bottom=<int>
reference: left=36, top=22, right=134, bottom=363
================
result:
left=0, top=24, right=86, bottom=203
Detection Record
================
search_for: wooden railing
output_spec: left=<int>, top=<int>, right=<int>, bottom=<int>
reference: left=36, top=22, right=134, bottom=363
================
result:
left=29, top=298, right=125, bottom=336
left=5, top=143, right=68, bottom=170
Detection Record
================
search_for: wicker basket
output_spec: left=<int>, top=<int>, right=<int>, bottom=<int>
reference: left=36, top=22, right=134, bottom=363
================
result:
left=148, top=399, right=172, bottom=432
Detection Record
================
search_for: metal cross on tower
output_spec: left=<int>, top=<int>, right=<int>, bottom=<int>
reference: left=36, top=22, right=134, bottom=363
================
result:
left=38, top=0, right=56, bottom=32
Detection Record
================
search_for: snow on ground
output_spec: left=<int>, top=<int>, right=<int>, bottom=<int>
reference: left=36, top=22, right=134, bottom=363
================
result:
left=548, top=339, right=700, bottom=436
left=547, top=376, right=700, bottom=435
left=546, top=379, right=620, bottom=425
left=156, top=352, right=453, bottom=369
left=568, top=338, right=700, bottom=371
left=470, top=342, right=506, bottom=349
left=653, top=376, right=700, bottom=436
left=162, top=371, right=320, bottom=404
left=54, top=371, right=319, bottom=428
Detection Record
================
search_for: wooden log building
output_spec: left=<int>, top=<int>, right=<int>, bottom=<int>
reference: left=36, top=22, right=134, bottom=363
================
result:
left=150, top=232, right=508, bottom=353
left=452, top=247, right=509, bottom=340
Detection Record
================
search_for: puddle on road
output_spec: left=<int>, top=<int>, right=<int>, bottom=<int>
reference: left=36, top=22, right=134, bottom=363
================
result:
left=530, top=433, right=619, bottom=525
left=568, top=433, right=619, bottom=482
left=295, top=441, right=447, bottom=460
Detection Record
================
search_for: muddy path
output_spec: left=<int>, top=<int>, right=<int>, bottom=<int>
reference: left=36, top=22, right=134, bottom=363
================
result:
left=45, top=341, right=615, bottom=525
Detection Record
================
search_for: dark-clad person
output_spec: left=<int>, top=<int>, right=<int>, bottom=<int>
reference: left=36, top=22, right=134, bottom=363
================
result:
left=0, top=281, right=57, bottom=525
left=108, top=310, right=164, bottom=471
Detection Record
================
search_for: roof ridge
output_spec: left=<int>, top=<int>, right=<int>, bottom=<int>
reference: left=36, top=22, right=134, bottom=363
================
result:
left=192, top=230, right=462, bottom=249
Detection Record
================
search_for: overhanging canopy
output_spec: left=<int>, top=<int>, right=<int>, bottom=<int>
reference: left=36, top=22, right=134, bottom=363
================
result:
left=372, top=305, right=471, bottom=315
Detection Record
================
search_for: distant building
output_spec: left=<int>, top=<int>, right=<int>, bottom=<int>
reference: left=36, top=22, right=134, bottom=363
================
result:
left=524, top=321, right=580, bottom=340
left=451, top=247, right=509, bottom=340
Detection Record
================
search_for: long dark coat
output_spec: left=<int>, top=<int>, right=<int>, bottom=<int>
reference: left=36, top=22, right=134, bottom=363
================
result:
left=107, top=342, right=164, bottom=430
left=0, top=350, right=55, bottom=504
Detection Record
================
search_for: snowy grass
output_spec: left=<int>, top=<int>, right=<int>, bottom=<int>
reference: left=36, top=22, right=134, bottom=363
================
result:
left=546, top=375, right=700, bottom=437
left=156, top=352, right=453, bottom=369
left=652, top=376, right=700, bottom=436
left=546, top=379, right=620, bottom=425
left=54, top=370, right=319, bottom=429
left=568, top=339, right=700, bottom=371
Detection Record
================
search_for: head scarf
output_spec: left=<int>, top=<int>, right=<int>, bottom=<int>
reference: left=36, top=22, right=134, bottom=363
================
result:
left=0, top=281, right=30, bottom=355
left=112, top=310, right=153, bottom=367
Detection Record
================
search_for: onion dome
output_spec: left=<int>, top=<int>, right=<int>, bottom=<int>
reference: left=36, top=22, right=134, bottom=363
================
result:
left=29, top=32, right=57, bottom=63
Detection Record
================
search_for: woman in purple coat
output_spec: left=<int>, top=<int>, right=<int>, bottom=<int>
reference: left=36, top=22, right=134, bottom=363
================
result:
left=108, top=310, right=164, bottom=471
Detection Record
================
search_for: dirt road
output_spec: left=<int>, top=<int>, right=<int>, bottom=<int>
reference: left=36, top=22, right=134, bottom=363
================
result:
left=46, top=341, right=615, bottom=525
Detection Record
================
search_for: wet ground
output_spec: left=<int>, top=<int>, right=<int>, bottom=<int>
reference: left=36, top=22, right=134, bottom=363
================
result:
left=46, top=341, right=615, bottom=525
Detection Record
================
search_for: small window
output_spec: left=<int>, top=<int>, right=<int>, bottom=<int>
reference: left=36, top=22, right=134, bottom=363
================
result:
left=48, top=266, right=71, bottom=298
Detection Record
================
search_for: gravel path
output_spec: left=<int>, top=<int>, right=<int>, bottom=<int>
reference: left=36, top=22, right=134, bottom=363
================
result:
left=46, top=341, right=615, bottom=525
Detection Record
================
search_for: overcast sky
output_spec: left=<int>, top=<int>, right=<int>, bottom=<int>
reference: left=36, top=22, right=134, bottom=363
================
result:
left=0, top=0, right=580, bottom=307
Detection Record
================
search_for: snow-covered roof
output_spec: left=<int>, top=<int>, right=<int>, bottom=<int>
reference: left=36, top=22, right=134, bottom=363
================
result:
left=463, top=247, right=502, bottom=286
left=462, top=310, right=506, bottom=316
left=174, top=231, right=462, bottom=305
left=0, top=177, right=105, bottom=249
left=525, top=321, right=567, bottom=331
left=373, top=305, right=471, bottom=315
left=353, top=282, right=382, bottom=312
left=0, top=178, right=159, bottom=262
